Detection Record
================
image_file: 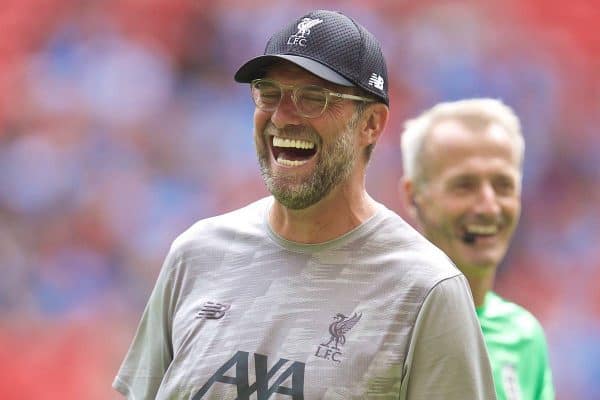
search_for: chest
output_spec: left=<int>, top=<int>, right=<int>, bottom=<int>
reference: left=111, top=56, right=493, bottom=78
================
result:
left=160, top=256, right=422, bottom=399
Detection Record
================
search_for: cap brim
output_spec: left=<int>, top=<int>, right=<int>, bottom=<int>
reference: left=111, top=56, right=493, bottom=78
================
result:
left=234, top=54, right=353, bottom=86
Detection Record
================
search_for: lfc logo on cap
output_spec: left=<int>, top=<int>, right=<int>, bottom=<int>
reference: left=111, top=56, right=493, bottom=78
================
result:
left=287, top=17, right=323, bottom=47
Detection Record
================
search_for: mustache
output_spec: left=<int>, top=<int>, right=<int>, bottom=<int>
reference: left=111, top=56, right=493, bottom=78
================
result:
left=263, top=122, right=321, bottom=145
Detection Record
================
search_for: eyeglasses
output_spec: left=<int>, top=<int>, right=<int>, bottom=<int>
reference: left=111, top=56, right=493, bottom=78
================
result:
left=251, top=78, right=374, bottom=118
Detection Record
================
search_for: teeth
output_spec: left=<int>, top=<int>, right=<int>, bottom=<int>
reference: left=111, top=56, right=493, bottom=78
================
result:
left=466, top=225, right=498, bottom=235
left=273, top=137, right=315, bottom=149
left=277, top=155, right=309, bottom=167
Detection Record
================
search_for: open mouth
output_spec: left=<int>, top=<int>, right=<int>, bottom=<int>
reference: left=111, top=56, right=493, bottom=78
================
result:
left=466, top=224, right=499, bottom=236
left=270, top=136, right=317, bottom=166
left=462, top=224, right=500, bottom=243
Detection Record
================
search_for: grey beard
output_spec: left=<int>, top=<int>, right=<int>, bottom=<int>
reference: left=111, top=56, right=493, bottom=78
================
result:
left=257, top=127, right=356, bottom=210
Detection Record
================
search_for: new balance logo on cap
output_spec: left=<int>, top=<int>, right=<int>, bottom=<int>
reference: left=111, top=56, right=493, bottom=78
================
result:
left=196, top=301, right=230, bottom=320
left=368, top=73, right=385, bottom=91
left=287, top=17, right=323, bottom=46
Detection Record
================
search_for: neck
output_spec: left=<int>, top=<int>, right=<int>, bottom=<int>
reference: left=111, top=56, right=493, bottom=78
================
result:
left=269, top=176, right=377, bottom=244
left=462, top=269, right=496, bottom=308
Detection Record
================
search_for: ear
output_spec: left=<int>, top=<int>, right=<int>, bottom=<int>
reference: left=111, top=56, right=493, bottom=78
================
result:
left=400, top=177, right=420, bottom=222
left=358, top=103, right=389, bottom=147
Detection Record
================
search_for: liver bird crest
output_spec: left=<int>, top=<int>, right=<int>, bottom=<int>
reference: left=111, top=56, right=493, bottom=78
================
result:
left=321, top=312, right=362, bottom=350
left=296, top=18, right=323, bottom=36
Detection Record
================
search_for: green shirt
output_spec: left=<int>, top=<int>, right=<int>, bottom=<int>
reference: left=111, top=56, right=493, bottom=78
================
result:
left=477, top=291, right=555, bottom=400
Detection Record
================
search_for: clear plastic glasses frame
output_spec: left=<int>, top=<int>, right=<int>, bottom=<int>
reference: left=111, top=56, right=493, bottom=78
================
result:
left=251, top=78, right=374, bottom=118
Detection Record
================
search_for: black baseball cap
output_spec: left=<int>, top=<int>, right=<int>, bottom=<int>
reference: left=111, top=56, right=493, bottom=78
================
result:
left=234, top=10, right=389, bottom=106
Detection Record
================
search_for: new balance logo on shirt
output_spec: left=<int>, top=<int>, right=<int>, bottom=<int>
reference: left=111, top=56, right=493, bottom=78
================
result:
left=196, top=301, right=230, bottom=320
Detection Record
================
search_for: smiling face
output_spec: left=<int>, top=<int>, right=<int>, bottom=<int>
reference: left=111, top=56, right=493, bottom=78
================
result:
left=253, top=63, right=363, bottom=210
left=410, top=118, right=522, bottom=275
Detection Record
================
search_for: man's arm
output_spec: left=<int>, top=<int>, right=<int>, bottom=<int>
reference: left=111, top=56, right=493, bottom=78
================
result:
left=112, top=254, right=177, bottom=399
left=400, top=274, right=496, bottom=400
left=534, top=324, right=555, bottom=400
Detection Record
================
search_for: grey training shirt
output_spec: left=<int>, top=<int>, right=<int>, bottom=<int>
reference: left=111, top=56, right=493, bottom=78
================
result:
left=114, top=197, right=496, bottom=399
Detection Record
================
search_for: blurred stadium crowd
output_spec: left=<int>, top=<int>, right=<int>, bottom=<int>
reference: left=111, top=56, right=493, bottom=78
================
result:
left=0, top=0, right=598, bottom=398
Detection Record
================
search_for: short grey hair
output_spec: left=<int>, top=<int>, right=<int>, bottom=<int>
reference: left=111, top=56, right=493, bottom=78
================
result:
left=400, top=98, right=525, bottom=183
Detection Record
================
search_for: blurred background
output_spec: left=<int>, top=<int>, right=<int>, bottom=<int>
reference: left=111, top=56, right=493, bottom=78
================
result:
left=0, top=0, right=598, bottom=398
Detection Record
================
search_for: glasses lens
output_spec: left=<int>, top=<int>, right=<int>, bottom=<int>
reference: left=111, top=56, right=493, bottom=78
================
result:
left=297, top=86, right=327, bottom=117
left=252, top=80, right=281, bottom=111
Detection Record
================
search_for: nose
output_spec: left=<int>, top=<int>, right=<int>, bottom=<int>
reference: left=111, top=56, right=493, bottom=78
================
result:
left=474, top=182, right=501, bottom=215
left=270, top=91, right=302, bottom=129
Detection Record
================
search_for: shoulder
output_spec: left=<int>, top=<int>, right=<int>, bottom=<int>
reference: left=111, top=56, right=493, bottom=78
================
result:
left=378, top=205, right=461, bottom=272
left=365, top=204, right=463, bottom=288
left=169, top=197, right=272, bottom=260
left=482, top=292, right=548, bottom=343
